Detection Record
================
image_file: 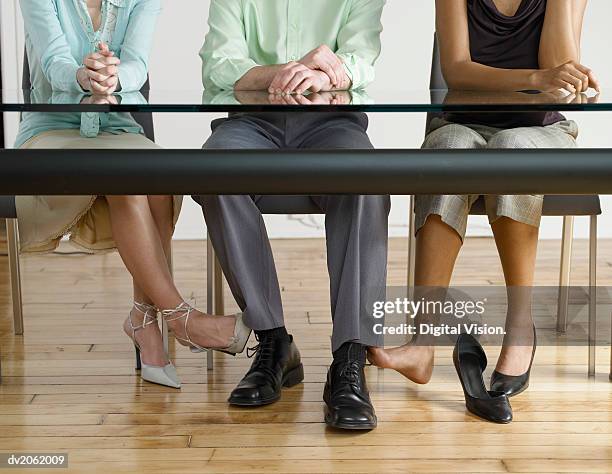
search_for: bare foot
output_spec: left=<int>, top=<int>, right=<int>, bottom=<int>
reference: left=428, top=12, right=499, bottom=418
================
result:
left=367, top=345, right=435, bottom=384
left=123, top=309, right=168, bottom=367
left=166, top=307, right=238, bottom=350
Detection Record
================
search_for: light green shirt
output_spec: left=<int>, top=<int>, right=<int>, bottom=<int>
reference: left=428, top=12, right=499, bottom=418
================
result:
left=200, top=0, right=385, bottom=91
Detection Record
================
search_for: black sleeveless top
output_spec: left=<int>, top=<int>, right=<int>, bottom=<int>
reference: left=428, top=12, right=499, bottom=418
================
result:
left=445, top=0, right=565, bottom=128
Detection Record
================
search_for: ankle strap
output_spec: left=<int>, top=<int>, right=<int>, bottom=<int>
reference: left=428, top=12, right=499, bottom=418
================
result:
left=134, top=301, right=157, bottom=316
left=127, top=301, right=158, bottom=332
left=161, top=302, right=194, bottom=322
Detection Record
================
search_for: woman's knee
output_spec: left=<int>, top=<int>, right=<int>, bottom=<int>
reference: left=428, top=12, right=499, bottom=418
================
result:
left=147, top=195, right=174, bottom=211
left=423, top=124, right=486, bottom=150
left=147, top=196, right=176, bottom=239
left=106, top=195, right=149, bottom=209
left=418, top=214, right=463, bottom=239
left=487, top=129, right=535, bottom=149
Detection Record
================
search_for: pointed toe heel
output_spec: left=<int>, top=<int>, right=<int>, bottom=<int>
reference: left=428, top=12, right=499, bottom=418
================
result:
left=453, top=333, right=513, bottom=424
left=162, top=303, right=252, bottom=356
left=140, top=363, right=182, bottom=389
left=127, top=302, right=182, bottom=390
left=223, top=313, right=252, bottom=355
left=491, top=325, right=537, bottom=398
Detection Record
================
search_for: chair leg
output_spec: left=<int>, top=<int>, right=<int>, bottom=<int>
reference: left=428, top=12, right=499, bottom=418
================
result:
left=556, top=216, right=574, bottom=334
left=214, top=254, right=225, bottom=316
left=407, top=196, right=416, bottom=294
left=206, top=234, right=215, bottom=371
left=588, top=215, right=597, bottom=378
left=6, top=219, right=24, bottom=336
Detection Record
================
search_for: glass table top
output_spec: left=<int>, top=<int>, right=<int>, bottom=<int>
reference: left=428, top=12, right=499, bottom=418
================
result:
left=1, top=87, right=611, bottom=113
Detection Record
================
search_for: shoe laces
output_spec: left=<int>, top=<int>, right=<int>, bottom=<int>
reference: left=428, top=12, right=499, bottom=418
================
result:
left=338, top=359, right=362, bottom=385
left=246, top=333, right=275, bottom=361
left=246, top=333, right=278, bottom=379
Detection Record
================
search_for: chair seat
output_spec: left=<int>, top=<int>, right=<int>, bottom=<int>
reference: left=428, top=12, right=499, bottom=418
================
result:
left=255, top=196, right=323, bottom=214
left=0, top=196, right=17, bottom=218
left=470, top=195, right=601, bottom=217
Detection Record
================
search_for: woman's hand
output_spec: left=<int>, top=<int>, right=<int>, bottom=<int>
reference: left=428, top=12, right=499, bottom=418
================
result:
left=78, top=42, right=121, bottom=95
left=531, top=61, right=600, bottom=93
left=80, top=94, right=118, bottom=105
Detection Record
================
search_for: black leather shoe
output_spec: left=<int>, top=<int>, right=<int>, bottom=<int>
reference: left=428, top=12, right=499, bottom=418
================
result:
left=453, top=334, right=513, bottom=424
left=491, top=325, right=537, bottom=397
left=228, top=333, right=304, bottom=407
left=324, top=344, right=377, bottom=430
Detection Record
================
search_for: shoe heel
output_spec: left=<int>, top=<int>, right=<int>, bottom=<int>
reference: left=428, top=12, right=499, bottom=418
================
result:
left=282, top=363, right=304, bottom=388
left=135, top=347, right=142, bottom=371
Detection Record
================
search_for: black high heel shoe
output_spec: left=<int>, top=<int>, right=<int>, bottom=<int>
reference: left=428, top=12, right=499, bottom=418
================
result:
left=491, top=325, right=537, bottom=397
left=453, top=333, right=513, bottom=424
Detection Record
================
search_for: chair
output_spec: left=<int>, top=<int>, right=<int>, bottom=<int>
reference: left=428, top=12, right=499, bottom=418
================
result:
left=1, top=198, right=18, bottom=382
left=5, top=52, right=157, bottom=340
left=204, top=197, right=323, bottom=370
left=406, top=34, right=602, bottom=376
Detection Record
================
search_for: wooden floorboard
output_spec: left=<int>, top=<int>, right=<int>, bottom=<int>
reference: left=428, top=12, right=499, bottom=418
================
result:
left=1, top=237, right=611, bottom=473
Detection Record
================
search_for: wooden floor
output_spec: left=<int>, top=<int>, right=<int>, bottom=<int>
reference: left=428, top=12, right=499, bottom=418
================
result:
left=1, top=237, right=611, bottom=473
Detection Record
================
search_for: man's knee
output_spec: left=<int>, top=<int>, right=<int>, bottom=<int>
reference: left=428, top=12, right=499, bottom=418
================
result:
left=323, top=195, right=390, bottom=217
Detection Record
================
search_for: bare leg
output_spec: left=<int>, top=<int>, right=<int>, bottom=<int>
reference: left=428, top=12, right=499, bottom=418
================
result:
left=125, top=196, right=175, bottom=367
left=368, top=215, right=462, bottom=383
left=107, top=195, right=184, bottom=308
left=491, top=217, right=538, bottom=376
left=107, top=196, right=237, bottom=355
left=147, top=196, right=174, bottom=266
left=131, top=196, right=175, bottom=308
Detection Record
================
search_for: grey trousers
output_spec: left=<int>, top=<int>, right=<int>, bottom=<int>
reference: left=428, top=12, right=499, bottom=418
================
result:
left=194, top=113, right=390, bottom=351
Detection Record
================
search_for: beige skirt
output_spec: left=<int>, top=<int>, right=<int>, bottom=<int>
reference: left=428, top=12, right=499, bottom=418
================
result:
left=16, top=130, right=183, bottom=254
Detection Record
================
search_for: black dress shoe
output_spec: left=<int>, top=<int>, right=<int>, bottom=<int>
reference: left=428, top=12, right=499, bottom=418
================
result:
left=491, top=325, right=537, bottom=397
left=453, top=334, right=513, bottom=424
left=324, top=343, right=377, bottom=430
left=228, top=333, right=304, bottom=407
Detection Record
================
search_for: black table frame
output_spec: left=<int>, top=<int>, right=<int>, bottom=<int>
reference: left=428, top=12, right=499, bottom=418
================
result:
left=1, top=148, right=612, bottom=196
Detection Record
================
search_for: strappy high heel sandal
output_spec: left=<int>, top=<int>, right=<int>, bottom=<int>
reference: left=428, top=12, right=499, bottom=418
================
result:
left=125, top=302, right=181, bottom=389
left=161, top=302, right=251, bottom=355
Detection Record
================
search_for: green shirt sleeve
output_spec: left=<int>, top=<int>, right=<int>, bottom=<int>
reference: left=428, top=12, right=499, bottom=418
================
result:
left=200, top=0, right=259, bottom=90
left=336, top=0, right=386, bottom=90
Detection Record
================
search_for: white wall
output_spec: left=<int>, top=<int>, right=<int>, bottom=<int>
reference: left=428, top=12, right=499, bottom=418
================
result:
left=2, top=0, right=611, bottom=239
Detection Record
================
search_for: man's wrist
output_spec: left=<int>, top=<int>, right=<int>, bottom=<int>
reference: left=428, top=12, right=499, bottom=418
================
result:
left=314, top=70, right=333, bottom=91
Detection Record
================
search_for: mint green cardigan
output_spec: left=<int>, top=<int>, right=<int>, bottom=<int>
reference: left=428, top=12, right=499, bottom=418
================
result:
left=16, top=0, right=160, bottom=148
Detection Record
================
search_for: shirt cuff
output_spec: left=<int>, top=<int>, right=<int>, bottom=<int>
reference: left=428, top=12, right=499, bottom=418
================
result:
left=65, top=63, right=86, bottom=93
left=117, top=62, right=147, bottom=93
left=339, top=54, right=375, bottom=90
left=205, top=59, right=259, bottom=90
